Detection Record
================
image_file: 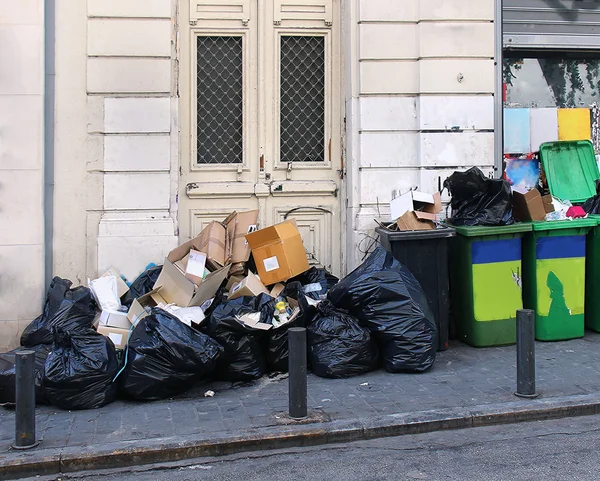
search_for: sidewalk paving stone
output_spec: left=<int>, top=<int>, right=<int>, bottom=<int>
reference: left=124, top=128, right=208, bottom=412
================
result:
left=3, top=334, right=600, bottom=477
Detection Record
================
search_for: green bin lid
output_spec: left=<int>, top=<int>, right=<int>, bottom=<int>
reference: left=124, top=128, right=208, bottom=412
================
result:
left=539, top=140, right=600, bottom=203
left=531, top=218, right=597, bottom=231
left=453, top=223, right=532, bottom=237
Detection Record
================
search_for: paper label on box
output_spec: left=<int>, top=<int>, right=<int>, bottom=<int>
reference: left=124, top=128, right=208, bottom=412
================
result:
left=108, top=333, right=123, bottom=345
left=231, top=282, right=242, bottom=294
left=245, top=224, right=258, bottom=245
left=303, top=282, right=322, bottom=294
left=263, top=256, right=280, bottom=272
left=186, top=250, right=207, bottom=278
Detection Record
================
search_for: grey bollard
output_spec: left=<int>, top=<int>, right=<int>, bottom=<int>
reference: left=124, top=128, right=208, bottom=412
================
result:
left=288, top=327, right=308, bottom=419
left=515, top=309, right=538, bottom=399
left=13, top=350, right=39, bottom=449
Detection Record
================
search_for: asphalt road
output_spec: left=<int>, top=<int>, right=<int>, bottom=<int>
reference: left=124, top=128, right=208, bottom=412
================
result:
left=37, top=414, right=600, bottom=481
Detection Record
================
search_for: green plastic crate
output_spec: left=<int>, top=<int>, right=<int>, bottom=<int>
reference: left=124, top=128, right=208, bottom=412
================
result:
left=539, top=140, right=600, bottom=203
left=450, top=224, right=532, bottom=347
left=522, top=219, right=596, bottom=341
left=586, top=216, right=600, bottom=332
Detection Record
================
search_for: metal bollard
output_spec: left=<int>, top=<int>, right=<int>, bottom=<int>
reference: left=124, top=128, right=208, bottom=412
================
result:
left=515, top=309, right=538, bottom=399
left=13, top=350, right=39, bottom=449
left=288, top=327, right=308, bottom=419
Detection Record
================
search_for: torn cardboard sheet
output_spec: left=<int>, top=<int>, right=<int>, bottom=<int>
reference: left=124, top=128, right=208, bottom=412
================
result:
left=223, top=210, right=259, bottom=264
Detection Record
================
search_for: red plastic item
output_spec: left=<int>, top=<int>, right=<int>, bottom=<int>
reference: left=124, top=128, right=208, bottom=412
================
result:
left=566, top=206, right=587, bottom=219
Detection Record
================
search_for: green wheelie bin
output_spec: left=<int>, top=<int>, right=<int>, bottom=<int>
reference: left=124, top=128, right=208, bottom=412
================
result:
left=586, top=216, right=600, bottom=332
left=449, top=224, right=532, bottom=347
left=522, top=219, right=596, bottom=341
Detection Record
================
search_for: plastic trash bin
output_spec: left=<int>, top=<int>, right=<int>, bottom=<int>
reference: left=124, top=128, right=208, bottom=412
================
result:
left=539, top=140, right=600, bottom=203
left=376, top=227, right=456, bottom=351
left=449, top=224, right=532, bottom=347
left=522, top=219, right=596, bottom=341
left=586, top=216, right=600, bottom=332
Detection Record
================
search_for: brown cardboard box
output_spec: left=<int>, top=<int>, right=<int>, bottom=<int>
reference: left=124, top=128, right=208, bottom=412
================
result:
left=245, top=219, right=310, bottom=285
left=169, top=221, right=226, bottom=267
left=269, top=283, right=285, bottom=298
left=512, top=188, right=546, bottom=222
left=228, top=271, right=270, bottom=300
left=226, top=275, right=244, bottom=292
left=97, top=325, right=130, bottom=349
left=390, top=191, right=442, bottom=222
left=127, top=287, right=168, bottom=324
left=223, top=210, right=259, bottom=264
left=153, top=258, right=229, bottom=308
left=396, top=211, right=437, bottom=231
left=542, top=194, right=555, bottom=214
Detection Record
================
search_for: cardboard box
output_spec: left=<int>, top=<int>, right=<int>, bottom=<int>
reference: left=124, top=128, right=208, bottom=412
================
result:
left=223, top=210, right=259, bottom=264
left=226, top=275, right=244, bottom=292
left=97, top=325, right=130, bottom=349
left=396, top=211, right=437, bottom=231
left=127, top=287, right=169, bottom=324
left=101, top=267, right=129, bottom=298
left=512, top=187, right=546, bottom=222
left=390, top=191, right=442, bottom=222
left=270, top=283, right=285, bottom=298
left=245, top=219, right=310, bottom=286
left=99, top=310, right=131, bottom=330
left=542, top=194, right=555, bottom=214
left=228, top=271, right=270, bottom=300
left=169, top=220, right=226, bottom=268
left=153, top=258, right=229, bottom=308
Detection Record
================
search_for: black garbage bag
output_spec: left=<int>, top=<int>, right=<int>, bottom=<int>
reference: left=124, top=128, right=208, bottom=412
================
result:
left=43, top=328, right=119, bottom=410
left=583, top=180, right=600, bottom=214
left=288, top=267, right=339, bottom=300
left=444, top=167, right=514, bottom=226
left=21, top=278, right=97, bottom=347
left=307, top=300, right=379, bottom=379
left=121, top=265, right=163, bottom=308
left=120, top=308, right=223, bottom=401
left=328, top=247, right=437, bottom=373
left=0, top=344, right=52, bottom=405
left=266, top=282, right=315, bottom=372
left=203, top=294, right=273, bottom=381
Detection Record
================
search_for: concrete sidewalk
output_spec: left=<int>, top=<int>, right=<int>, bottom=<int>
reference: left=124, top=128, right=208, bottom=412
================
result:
left=3, top=334, right=600, bottom=479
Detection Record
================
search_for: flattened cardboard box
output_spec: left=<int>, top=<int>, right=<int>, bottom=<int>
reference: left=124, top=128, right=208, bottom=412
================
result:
left=223, top=210, right=259, bottom=264
left=169, top=220, right=226, bottom=268
left=153, top=258, right=229, bottom=308
left=97, top=325, right=130, bottom=350
left=245, top=218, right=310, bottom=286
left=228, top=271, right=270, bottom=300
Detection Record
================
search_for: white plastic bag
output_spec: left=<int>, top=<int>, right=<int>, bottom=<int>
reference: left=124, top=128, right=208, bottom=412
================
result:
left=89, top=276, right=121, bottom=312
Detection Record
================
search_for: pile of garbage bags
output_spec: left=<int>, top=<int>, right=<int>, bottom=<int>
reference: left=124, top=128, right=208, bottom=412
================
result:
left=1, top=248, right=437, bottom=411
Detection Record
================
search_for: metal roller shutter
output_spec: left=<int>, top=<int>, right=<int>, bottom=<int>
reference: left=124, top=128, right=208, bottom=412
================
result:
left=504, top=0, right=600, bottom=50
